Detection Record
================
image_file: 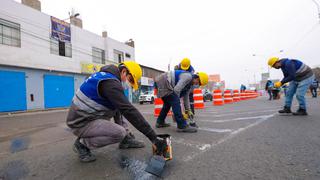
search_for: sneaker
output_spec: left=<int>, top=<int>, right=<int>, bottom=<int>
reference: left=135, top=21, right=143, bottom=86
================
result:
left=119, top=133, right=145, bottom=149
left=278, top=106, right=292, bottom=114
left=189, top=122, right=199, bottom=128
left=73, top=138, right=96, bottom=163
left=155, top=122, right=171, bottom=128
left=177, top=125, right=197, bottom=133
left=292, top=109, right=308, bottom=116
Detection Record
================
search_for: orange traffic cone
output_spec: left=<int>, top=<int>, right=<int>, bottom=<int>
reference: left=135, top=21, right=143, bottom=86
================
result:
left=213, top=89, right=224, bottom=106
left=193, top=88, right=205, bottom=109
left=224, top=89, right=233, bottom=104
left=153, top=89, right=172, bottom=117
left=233, top=90, right=240, bottom=102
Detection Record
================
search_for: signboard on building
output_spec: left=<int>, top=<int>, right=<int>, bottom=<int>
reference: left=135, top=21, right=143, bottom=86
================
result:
left=209, top=74, right=221, bottom=82
left=140, top=77, right=154, bottom=86
left=81, top=62, right=104, bottom=74
left=51, top=16, right=71, bottom=42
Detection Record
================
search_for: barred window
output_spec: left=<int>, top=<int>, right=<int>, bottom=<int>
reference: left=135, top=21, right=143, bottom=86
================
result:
left=50, top=38, right=72, bottom=58
left=0, top=18, right=21, bottom=47
left=92, top=47, right=105, bottom=64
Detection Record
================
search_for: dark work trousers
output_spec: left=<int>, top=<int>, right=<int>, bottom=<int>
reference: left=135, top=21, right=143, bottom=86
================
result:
left=156, top=93, right=187, bottom=129
left=189, top=92, right=195, bottom=114
left=267, top=90, right=272, bottom=100
left=310, top=87, right=318, bottom=98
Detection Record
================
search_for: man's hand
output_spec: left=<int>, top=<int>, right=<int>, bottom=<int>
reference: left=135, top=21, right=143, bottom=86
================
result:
left=153, top=138, right=168, bottom=156
left=186, top=110, right=194, bottom=119
left=182, top=112, right=189, bottom=120
left=274, top=81, right=282, bottom=88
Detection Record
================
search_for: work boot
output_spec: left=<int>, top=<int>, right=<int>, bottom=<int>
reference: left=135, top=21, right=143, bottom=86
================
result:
left=155, top=122, right=171, bottom=128
left=73, top=138, right=96, bottom=163
left=292, top=108, right=308, bottom=116
left=189, top=122, right=199, bottom=128
left=119, top=133, right=145, bottom=149
left=177, top=125, right=197, bottom=133
left=278, top=106, right=292, bottom=114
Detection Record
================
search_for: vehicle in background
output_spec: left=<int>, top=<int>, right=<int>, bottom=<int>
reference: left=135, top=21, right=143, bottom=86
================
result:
left=202, top=89, right=213, bottom=102
left=139, top=91, right=155, bottom=104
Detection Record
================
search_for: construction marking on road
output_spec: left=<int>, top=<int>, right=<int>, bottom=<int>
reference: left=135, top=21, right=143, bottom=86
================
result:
left=198, top=127, right=233, bottom=133
left=172, top=137, right=212, bottom=151
left=183, top=114, right=276, bottom=162
left=197, top=114, right=273, bottom=123
left=199, top=109, right=277, bottom=117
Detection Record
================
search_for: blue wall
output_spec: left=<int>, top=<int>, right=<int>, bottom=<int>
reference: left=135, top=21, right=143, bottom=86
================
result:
left=0, top=70, right=27, bottom=112
left=0, top=66, right=87, bottom=112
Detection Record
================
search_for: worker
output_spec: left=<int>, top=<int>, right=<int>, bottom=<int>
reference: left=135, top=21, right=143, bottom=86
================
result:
left=265, top=80, right=274, bottom=100
left=66, top=61, right=167, bottom=163
left=268, top=57, right=314, bottom=115
left=154, top=70, right=209, bottom=132
left=310, top=78, right=319, bottom=98
left=175, top=58, right=196, bottom=115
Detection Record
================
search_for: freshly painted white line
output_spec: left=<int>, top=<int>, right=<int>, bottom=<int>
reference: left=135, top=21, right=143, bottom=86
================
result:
left=184, top=114, right=276, bottom=162
left=172, top=137, right=212, bottom=151
left=199, top=109, right=276, bottom=117
left=197, top=114, right=271, bottom=123
left=198, top=127, right=233, bottom=133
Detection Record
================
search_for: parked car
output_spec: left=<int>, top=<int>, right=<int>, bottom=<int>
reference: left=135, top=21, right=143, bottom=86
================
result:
left=139, top=91, right=155, bottom=104
left=202, top=89, right=213, bottom=102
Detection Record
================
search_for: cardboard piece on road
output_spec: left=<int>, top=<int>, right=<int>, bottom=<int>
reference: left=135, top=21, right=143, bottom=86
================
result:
left=145, top=155, right=166, bottom=177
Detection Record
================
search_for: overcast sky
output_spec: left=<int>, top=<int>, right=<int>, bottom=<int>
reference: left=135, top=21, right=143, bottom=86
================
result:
left=18, top=0, right=320, bottom=88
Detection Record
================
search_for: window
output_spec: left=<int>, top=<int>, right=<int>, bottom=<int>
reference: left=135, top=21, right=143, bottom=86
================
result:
left=92, top=47, right=105, bottom=64
left=125, top=53, right=131, bottom=58
left=0, top=18, right=21, bottom=47
left=50, top=38, right=72, bottom=57
left=113, top=49, right=124, bottom=63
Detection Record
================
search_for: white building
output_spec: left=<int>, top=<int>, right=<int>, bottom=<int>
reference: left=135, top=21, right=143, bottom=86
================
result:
left=0, top=0, right=135, bottom=112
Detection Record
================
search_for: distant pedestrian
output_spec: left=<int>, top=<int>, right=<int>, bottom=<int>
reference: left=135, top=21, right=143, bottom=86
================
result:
left=268, top=57, right=314, bottom=115
left=240, top=84, right=246, bottom=93
left=265, top=80, right=273, bottom=100
left=310, top=78, right=319, bottom=98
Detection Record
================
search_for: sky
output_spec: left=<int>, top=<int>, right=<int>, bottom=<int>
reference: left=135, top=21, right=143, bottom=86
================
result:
left=17, top=0, right=320, bottom=88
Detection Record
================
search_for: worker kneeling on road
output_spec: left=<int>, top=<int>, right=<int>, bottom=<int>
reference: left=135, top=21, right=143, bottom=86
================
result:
left=66, top=61, right=166, bottom=163
left=268, top=57, right=314, bottom=115
left=154, top=70, right=208, bottom=132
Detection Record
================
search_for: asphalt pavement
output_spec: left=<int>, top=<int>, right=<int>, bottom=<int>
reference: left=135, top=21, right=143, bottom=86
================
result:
left=0, top=96, right=320, bottom=180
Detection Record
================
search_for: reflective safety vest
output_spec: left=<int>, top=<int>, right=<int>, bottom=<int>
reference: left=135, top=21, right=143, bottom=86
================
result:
left=78, top=72, right=120, bottom=110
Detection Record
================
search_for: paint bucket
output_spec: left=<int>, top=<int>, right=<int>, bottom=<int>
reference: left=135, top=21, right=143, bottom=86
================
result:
left=152, top=134, right=172, bottom=161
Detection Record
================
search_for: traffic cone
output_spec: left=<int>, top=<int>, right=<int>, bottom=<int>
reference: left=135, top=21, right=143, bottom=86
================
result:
left=224, top=90, right=233, bottom=104
left=233, top=90, right=240, bottom=102
left=193, top=88, right=205, bottom=109
left=154, top=89, right=172, bottom=117
left=213, top=89, right=224, bottom=106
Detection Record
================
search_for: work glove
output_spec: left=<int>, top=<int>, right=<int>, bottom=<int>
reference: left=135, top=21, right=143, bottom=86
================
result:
left=274, top=81, right=282, bottom=88
left=182, top=112, right=189, bottom=120
left=186, top=110, right=194, bottom=119
left=152, top=138, right=168, bottom=156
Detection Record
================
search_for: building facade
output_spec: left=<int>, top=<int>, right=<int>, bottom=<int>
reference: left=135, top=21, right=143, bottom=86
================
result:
left=0, top=0, right=135, bottom=112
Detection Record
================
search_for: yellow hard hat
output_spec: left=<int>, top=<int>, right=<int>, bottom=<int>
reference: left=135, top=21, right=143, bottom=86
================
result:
left=180, top=58, right=191, bottom=70
left=121, top=61, right=142, bottom=90
left=197, top=72, right=209, bottom=86
left=268, top=57, right=279, bottom=67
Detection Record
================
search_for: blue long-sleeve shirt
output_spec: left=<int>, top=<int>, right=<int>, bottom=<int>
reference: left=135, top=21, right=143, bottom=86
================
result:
left=280, top=59, right=313, bottom=84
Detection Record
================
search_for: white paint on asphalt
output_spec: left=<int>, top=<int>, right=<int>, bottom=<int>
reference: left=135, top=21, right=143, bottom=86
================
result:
left=183, top=114, right=276, bottom=162
left=198, top=127, right=233, bottom=133
left=197, top=114, right=273, bottom=123
left=173, top=137, right=212, bottom=151
left=199, top=109, right=277, bottom=117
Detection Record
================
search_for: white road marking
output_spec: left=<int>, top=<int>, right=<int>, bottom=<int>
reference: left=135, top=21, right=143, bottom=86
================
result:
left=183, top=114, right=276, bottom=162
left=197, top=114, right=272, bottom=123
left=172, top=137, right=212, bottom=151
left=198, top=127, right=233, bottom=133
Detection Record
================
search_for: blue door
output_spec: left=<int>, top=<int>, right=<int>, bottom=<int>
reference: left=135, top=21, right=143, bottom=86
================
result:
left=44, top=74, right=74, bottom=108
left=0, top=70, right=27, bottom=112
